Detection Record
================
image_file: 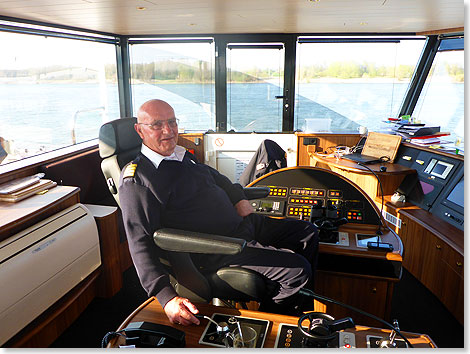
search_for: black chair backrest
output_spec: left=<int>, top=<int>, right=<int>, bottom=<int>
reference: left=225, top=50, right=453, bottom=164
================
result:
left=99, top=117, right=142, bottom=206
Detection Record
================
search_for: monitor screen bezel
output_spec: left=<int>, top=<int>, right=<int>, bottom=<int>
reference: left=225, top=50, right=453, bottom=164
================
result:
left=441, top=175, right=464, bottom=214
left=429, top=160, right=454, bottom=179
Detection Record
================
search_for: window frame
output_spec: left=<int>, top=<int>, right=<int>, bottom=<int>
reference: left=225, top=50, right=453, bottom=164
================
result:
left=126, top=36, right=217, bottom=131
left=294, top=35, right=428, bottom=132
left=0, top=17, right=121, bottom=173
left=0, top=16, right=462, bottom=176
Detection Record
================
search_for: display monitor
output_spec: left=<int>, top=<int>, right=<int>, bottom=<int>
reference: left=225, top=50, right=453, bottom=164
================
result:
left=442, top=176, right=464, bottom=212
left=424, top=158, right=454, bottom=179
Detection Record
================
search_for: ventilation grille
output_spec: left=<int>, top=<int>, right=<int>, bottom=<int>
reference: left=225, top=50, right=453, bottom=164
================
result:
left=383, top=211, right=401, bottom=229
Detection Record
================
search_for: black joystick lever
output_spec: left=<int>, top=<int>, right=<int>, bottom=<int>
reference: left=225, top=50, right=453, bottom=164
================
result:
left=298, top=312, right=355, bottom=346
left=325, top=317, right=355, bottom=333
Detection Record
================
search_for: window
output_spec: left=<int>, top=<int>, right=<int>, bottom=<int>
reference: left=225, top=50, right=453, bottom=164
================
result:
left=129, top=39, right=215, bottom=132
left=226, top=44, right=285, bottom=132
left=412, top=38, right=464, bottom=144
left=294, top=37, right=426, bottom=132
left=0, top=30, right=119, bottom=165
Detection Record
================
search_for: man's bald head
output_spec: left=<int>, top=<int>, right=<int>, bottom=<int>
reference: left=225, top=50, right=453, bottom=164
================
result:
left=137, top=99, right=175, bottom=124
left=135, top=99, right=179, bottom=156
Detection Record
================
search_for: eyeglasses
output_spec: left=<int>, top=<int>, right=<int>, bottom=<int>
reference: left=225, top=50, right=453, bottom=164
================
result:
left=138, top=118, right=179, bottom=131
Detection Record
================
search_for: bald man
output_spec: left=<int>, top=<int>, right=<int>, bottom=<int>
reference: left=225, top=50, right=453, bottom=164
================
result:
left=119, top=99, right=318, bottom=325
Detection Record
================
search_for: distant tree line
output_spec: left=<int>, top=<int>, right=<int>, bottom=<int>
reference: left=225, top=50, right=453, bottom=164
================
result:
left=444, top=63, right=464, bottom=82
left=0, top=61, right=464, bottom=83
left=127, top=60, right=212, bottom=83
left=0, top=65, right=70, bottom=78
left=298, top=62, right=416, bottom=81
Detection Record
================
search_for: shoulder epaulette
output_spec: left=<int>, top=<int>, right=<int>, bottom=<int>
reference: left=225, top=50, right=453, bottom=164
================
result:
left=123, top=163, right=138, bottom=178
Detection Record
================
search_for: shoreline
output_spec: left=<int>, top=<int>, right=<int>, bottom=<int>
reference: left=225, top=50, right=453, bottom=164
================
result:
left=0, top=78, right=463, bottom=85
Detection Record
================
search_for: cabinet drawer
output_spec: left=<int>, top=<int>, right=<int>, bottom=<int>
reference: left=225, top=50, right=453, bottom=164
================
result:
left=443, top=246, right=464, bottom=277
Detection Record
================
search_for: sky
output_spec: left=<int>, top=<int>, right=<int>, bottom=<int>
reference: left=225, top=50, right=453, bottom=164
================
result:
left=0, top=31, right=462, bottom=73
left=0, top=32, right=116, bottom=70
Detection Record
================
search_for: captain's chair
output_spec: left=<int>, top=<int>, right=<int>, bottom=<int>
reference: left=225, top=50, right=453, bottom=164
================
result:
left=98, top=117, right=270, bottom=305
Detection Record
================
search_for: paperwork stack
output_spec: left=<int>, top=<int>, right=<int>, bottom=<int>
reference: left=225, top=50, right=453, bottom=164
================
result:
left=0, top=173, right=56, bottom=202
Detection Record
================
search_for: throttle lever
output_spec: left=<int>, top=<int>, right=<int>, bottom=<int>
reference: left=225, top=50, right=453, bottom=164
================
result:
left=325, top=317, right=355, bottom=332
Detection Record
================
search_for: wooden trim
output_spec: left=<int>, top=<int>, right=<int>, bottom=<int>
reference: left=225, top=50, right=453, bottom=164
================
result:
left=416, top=27, right=464, bottom=35
left=108, top=299, right=436, bottom=348
left=0, top=186, right=80, bottom=242
left=0, top=141, right=98, bottom=184
left=379, top=196, right=463, bottom=255
left=115, top=297, right=155, bottom=333
left=85, top=204, right=123, bottom=298
left=398, top=208, right=463, bottom=255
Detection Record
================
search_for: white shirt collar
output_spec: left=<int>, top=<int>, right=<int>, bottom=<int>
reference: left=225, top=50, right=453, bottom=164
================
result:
left=141, top=144, right=186, bottom=169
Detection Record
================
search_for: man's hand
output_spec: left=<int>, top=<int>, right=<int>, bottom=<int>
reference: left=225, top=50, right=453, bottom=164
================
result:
left=164, top=296, right=200, bottom=326
left=234, top=199, right=253, bottom=217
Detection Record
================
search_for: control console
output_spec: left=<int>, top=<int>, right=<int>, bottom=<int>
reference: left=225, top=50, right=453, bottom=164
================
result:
left=249, top=167, right=380, bottom=226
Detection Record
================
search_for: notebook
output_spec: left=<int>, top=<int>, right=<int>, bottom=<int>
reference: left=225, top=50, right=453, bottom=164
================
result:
left=342, top=132, right=402, bottom=165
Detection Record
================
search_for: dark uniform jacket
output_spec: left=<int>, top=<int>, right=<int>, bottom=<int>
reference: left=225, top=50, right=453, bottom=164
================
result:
left=118, top=151, right=247, bottom=307
left=239, top=139, right=287, bottom=187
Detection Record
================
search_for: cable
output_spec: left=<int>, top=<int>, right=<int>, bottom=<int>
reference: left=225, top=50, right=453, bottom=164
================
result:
left=299, top=288, right=414, bottom=348
left=101, top=330, right=126, bottom=348
left=357, top=161, right=386, bottom=236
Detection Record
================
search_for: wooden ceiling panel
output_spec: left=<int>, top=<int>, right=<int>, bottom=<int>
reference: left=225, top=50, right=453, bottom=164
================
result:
left=0, top=0, right=464, bottom=35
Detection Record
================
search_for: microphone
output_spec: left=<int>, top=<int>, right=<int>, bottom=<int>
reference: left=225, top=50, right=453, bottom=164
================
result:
left=357, top=161, right=393, bottom=251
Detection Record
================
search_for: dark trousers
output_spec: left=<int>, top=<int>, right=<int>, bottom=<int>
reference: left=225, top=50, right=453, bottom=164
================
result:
left=199, top=214, right=319, bottom=304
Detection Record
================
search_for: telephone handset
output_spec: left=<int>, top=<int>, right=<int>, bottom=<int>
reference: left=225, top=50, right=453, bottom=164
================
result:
left=121, top=321, right=185, bottom=348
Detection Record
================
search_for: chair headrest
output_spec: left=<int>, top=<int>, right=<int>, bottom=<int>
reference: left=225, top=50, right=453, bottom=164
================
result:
left=99, top=117, right=142, bottom=158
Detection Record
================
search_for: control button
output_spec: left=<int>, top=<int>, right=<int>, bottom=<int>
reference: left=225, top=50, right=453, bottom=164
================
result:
left=339, top=332, right=356, bottom=348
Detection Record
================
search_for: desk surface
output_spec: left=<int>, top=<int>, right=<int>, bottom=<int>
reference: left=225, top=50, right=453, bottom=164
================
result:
left=319, top=223, right=402, bottom=263
left=310, top=153, right=415, bottom=175
left=0, top=185, right=80, bottom=241
left=108, top=297, right=436, bottom=348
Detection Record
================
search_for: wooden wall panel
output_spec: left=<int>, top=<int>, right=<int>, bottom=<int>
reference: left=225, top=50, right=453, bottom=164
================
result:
left=382, top=200, right=464, bottom=325
left=314, top=271, right=393, bottom=327
left=178, top=133, right=204, bottom=163
left=296, top=133, right=361, bottom=166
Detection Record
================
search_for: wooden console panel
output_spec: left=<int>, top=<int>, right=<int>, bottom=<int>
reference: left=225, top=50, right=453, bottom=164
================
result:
left=107, top=298, right=436, bottom=348
left=380, top=197, right=464, bottom=325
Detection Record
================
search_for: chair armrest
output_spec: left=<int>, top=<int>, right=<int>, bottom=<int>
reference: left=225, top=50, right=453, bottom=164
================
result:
left=243, top=186, right=270, bottom=200
left=154, top=228, right=246, bottom=255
